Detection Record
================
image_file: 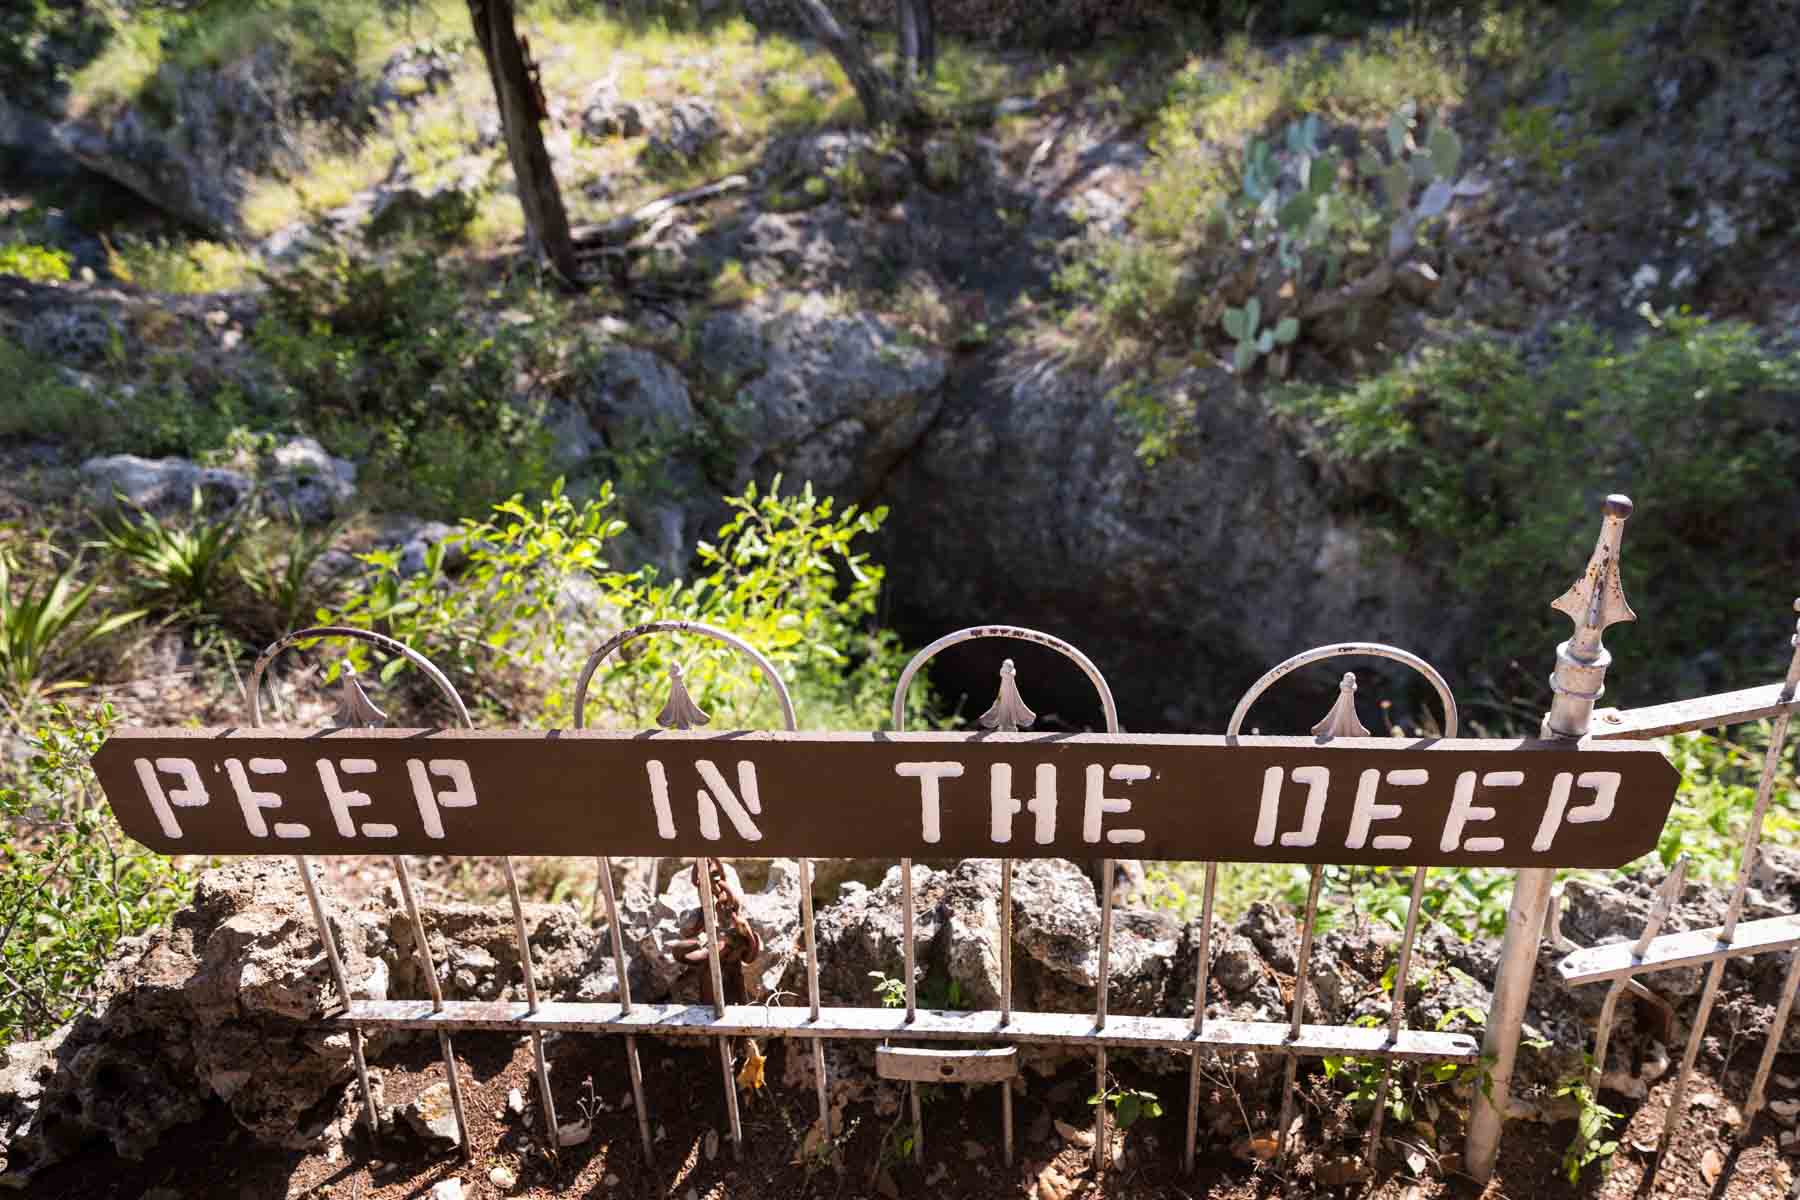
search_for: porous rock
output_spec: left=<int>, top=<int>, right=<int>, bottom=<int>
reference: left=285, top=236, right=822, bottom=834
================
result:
left=0, top=859, right=387, bottom=1183
left=80, top=454, right=252, bottom=513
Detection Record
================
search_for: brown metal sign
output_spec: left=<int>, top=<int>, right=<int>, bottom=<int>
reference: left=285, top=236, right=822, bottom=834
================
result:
left=93, top=728, right=1679, bottom=867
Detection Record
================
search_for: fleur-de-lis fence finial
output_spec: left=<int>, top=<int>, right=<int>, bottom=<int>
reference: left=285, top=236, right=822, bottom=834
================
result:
left=1545, top=494, right=1635, bottom=739
left=1310, top=671, right=1371, bottom=740
left=331, top=662, right=388, bottom=729
left=978, top=658, right=1036, bottom=732
left=656, top=662, right=711, bottom=730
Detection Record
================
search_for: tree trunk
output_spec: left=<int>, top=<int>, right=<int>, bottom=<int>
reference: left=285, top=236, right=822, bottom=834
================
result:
left=466, top=0, right=580, bottom=284
left=786, top=0, right=906, bottom=125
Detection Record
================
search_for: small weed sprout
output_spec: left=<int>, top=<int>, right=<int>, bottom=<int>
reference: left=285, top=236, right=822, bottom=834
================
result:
left=1555, top=1064, right=1622, bottom=1183
left=1089, top=1079, right=1164, bottom=1129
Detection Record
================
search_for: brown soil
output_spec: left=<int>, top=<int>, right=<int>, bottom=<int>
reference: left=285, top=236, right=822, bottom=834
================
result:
left=25, top=1033, right=1798, bottom=1199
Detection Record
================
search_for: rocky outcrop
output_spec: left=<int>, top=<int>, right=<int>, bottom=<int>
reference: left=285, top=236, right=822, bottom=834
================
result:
left=702, top=294, right=949, bottom=497
left=51, top=42, right=369, bottom=239
left=878, top=360, right=1457, bottom=729
left=80, top=436, right=356, bottom=521
left=0, top=859, right=388, bottom=1187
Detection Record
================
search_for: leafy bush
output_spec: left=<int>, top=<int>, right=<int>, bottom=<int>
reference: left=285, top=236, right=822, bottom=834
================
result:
left=254, top=246, right=564, bottom=518
left=1, top=703, right=191, bottom=1044
left=0, top=242, right=72, bottom=283
left=105, top=235, right=257, bottom=294
left=604, top=478, right=917, bottom=731
left=323, top=477, right=919, bottom=731
left=1278, top=310, right=1800, bottom=709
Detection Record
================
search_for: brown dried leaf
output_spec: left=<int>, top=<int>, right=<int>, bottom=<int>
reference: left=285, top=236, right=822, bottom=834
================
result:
left=1035, top=1161, right=1079, bottom=1200
left=1053, top=1118, right=1095, bottom=1148
left=1700, top=1146, right=1723, bottom=1186
left=1317, top=1155, right=1368, bottom=1186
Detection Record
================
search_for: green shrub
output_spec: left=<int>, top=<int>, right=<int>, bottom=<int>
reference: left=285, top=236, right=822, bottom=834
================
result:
left=1, top=702, right=192, bottom=1044
left=253, top=246, right=563, bottom=518
left=0, top=242, right=72, bottom=283
left=1277, top=310, right=1800, bottom=710
left=323, top=477, right=921, bottom=731
left=105, top=235, right=257, bottom=294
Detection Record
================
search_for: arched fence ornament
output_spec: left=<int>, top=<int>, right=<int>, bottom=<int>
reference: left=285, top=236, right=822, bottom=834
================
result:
left=87, top=496, right=1800, bottom=1184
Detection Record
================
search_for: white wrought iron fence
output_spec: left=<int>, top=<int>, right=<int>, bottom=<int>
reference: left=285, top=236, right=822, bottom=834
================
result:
left=90, top=493, right=1800, bottom=1185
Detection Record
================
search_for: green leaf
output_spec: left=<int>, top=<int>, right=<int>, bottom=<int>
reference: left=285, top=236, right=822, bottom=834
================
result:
left=1428, top=125, right=1462, bottom=179
left=1384, top=163, right=1412, bottom=211
left=1387, top=110, right=1408, bottom=158
left=1222, top=307, right=1247, bottom=340
left=1274, top=316, right=1300, bottom=345
left=1233, top=341, right=1255, bottom=374
left=1277, top=192, right=1316, bottom=232
left=1244, top=296, right=1261, bottom=333
left=1308, top=154, right=1335, bottom=197
left=1117, top=1094, right=1140, bottom=1127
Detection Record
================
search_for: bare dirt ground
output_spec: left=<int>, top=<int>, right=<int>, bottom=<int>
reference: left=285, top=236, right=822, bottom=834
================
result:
left=25, top=1028, right=1798, bottom=1199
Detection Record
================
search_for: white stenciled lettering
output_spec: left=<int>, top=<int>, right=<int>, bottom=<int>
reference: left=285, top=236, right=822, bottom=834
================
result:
left=407, top=758, right=478, bottom=839
left=896, top=762, right=965, bottom=844
left=224, top=757, right=308, bottom=839
left=134, top=756, right=209, bottom=839
left=1441, top=770, right=1516, bottom=853
left=317, top=758, right=382, bottom=839
left=645, top=760, right=676, bottom=839
left=1084, top=764, right=1149, bottom=845
left=989, top=763, right=1056, bottom=844
left=1254, top=765, right=1331, bottom=848
left=1346, top=767, right=1428, bottom=851
left=1531, top=770, right=1621, bottom=851
left=694, top=760, right=764, bottom=841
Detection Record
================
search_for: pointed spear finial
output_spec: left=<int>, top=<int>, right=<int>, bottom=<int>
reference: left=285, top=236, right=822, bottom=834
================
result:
left=332, top=662, right=387, bottom=729
left=1544, top=495, right=1634, bottom=739
left=1311, top=671, right=1371, bottom=740
left=978, top=658, right=1036, bottom=732
left=656, top=663, right=711, bottom=731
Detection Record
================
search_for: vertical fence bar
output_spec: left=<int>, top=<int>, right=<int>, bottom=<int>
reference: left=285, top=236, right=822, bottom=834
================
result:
left=1276, top=865, right=1325, bottom=1163
left=1587, top=857, right=1687, bottom=1095
left=1469, top=495, right=1634, bottom=1183
left=1000, top=855, right=1014, bottom=1167
left=1093, top=860, right=1116, bottom=1170
left=1742, top=945, right=1800, bottom=1136
left=391, top=854, right=471, bottom=1154
left=1183, top=861, right=1219, bottom=1174
left=1661, top=600, right=1799, bottom=1149
left=295, top=854, right=377, bottom=1133
left=502, top=857, right=558, bottom=1143
left=900, top=855, right=920, bottom=1163
left=696, top=859, right=743, bottom=1157
left=1363, top=864, right=1427, bottom=1161
left=599, top=858, right=654, bottom=1163
left=800, top=856, right=832, bottom=1144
